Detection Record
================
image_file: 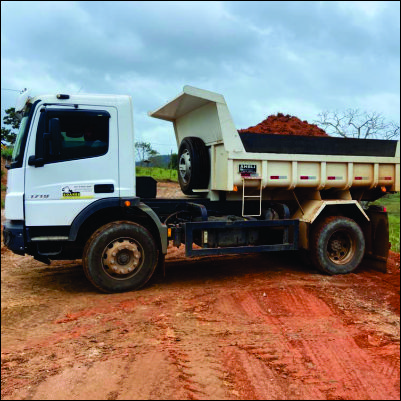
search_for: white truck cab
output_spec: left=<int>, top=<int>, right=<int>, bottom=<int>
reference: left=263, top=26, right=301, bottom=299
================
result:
left=6, top=93, right=135, bottom=223
left=4, top=91, right=167, bottom=285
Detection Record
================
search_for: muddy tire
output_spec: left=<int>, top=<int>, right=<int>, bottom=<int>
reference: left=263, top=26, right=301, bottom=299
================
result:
left=83, top=221, right=158, bottom=293
left=310, top=216, right=365, bottom=275
left=178, top=137, right=210, bottom=195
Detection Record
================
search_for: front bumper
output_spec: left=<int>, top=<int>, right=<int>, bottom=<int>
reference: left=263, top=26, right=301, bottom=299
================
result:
left=3, top=220, right=25, bottom=255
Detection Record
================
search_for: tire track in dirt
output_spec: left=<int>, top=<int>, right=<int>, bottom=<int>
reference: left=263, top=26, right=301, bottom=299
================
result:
left=149, top=295, right=235, bottom=400
left=105, top=349, right=190, bottom=400
left=221, top=287, right=399, bottom=400
left=225, top=289, right=326, bottom=399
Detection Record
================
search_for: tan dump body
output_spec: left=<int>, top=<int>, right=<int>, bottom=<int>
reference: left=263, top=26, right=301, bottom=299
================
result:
left=149, top=86, right=400, bottom=196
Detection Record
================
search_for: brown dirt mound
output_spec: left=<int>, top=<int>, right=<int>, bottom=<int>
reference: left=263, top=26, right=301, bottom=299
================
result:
left=1, top=157, right=8, bottom=209
left=239, top=113, right=329, bottom=137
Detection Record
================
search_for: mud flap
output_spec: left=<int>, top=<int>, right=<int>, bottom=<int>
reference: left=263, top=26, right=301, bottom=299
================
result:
left=363, top=207, right=390, bottom=273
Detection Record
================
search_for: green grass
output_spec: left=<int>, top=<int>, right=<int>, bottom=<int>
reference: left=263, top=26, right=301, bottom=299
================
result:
left=372, top=192, right=400, bottom=253
left=1, top=146, right=13, bottom=159
left=136, top=166, right=178, bottom=182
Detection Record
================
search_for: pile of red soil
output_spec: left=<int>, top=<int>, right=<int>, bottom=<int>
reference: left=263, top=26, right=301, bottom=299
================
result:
left=239, top=112, right=329, bottom=137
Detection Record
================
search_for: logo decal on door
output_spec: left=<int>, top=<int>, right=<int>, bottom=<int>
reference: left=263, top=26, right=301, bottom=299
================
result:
left=61, top=185, right=94, bottom=199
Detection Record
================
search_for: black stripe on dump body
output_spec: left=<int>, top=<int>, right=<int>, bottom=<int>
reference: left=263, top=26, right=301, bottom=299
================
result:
left=238, top=133, right=398, bottom=157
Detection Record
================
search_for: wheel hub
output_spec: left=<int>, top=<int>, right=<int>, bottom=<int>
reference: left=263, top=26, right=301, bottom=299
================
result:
left=327, top=231, right=354, bottom=265
left=179, top=149, right=191, bottom=183
left=330, top=239, right=342, bottom=252
left=117, top=251, right=130, bottom=265
left=103, top=239, right=142, bottom=275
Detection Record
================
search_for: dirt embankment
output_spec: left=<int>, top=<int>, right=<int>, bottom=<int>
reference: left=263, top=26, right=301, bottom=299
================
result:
left=1, top=156, right=9, bottom=207
left=239, top=113, right=329, bottom=137
left=1, top=182, right=400, bottom=400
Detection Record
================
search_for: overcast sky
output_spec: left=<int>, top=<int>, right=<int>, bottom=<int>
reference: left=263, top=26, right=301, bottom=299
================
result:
left=1, top=1, right=400, bottom=154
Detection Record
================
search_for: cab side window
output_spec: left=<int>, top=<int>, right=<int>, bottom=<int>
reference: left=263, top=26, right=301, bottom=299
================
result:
left=37, top=109, right=110, bottom=163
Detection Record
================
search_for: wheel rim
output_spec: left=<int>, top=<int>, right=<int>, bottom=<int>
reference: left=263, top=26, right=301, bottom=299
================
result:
left=326, top=230, right=356, bottom=265
left=102, top=237, right=143, bottom=279
left=179, top=149, right=191, bottom=184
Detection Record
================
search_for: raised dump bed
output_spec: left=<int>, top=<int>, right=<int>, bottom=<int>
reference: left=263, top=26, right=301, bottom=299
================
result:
left=149, top=86, right=400, bottom=201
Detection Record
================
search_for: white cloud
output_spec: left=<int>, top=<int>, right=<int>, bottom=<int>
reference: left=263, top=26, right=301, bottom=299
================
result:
left=1, top=1, right=400, bottom=149
left=353, top=93, right=401, bottom=123
left=137, top=121, right=177, bottom=154
left=338, top=1, right=386, bottom=19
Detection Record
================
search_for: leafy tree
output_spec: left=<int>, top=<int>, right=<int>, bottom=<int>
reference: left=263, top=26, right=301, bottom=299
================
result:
left=149, top=155, right=163, bottom=168
left=169, top=153, right=178, bottom=170
left=135, top=141, right=159, bottom=165
left=315, top=109, right=400, bottom=140
left=1, top=107, right=20, bottom=146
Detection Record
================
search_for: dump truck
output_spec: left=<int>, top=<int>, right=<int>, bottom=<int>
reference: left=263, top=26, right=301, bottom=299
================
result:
left=3, top=86, right=400, bottom=293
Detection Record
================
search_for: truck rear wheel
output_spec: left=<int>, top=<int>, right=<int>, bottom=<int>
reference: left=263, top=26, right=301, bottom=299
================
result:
left=178, top=137, right=210, bottom=195
left=310, top=216, right=365, bottom=275
left=83, top=221, right=158, bottom=293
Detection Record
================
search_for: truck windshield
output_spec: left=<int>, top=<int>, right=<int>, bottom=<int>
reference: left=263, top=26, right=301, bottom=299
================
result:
left=11, top=103, right=32, bottom=166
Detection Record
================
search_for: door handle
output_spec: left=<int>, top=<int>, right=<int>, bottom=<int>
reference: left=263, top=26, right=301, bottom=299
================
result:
left=94, top=184, right=114, bottom=193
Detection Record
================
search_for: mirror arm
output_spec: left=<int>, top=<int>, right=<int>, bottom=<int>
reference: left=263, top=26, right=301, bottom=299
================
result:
left=28, top=155, right=44, bottom=167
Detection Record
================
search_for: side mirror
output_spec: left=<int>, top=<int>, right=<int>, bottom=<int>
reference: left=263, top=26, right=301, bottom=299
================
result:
left=28, top=155, right=44, bottom=167
left=28, top=117, right=61, bottom=167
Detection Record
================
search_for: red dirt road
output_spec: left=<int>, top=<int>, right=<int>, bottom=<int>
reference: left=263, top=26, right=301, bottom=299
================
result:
left=1, top=183, right=400, bottom=400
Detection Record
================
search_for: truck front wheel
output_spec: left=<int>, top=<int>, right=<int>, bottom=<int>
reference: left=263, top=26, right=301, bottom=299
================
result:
left=310, top=216, right=365, bottom=275
left=83, top=221, right=158, bottom=293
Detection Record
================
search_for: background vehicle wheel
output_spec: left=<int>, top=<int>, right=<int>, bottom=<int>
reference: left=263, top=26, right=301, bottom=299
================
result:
left=83, top=221, right=158, bottom=293
left=178, top=137, right=210, bottom=195
left=310, top=216, right=365, bottom=275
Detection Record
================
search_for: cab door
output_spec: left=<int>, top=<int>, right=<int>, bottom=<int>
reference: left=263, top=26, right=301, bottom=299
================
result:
left=24, top=105, right=119, bottom=228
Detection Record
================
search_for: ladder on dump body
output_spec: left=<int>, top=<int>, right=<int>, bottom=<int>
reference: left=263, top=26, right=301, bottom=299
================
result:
left=242, top=176, right=262, bottom=217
